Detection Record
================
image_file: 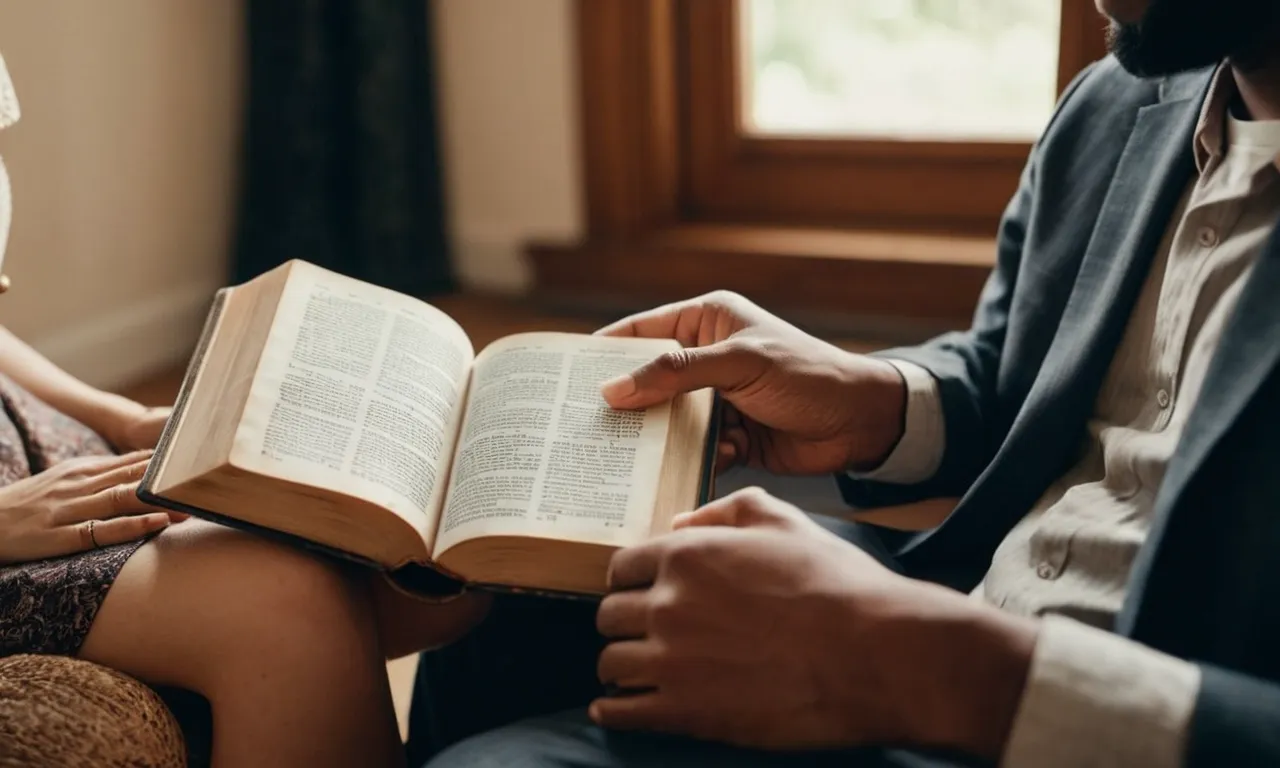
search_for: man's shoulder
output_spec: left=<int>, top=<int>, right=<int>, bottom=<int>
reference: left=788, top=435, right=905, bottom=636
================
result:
left=1049, top=56, right=1158, bottom=132
left=1070, top=56, right=1158, bottom=98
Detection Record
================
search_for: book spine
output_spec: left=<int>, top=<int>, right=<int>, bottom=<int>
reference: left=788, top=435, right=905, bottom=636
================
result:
left=138, top=288, right=230, bottom=498
left=382, top=562, right=469, bottom=600
left=698, top=392, right=724, bottom=506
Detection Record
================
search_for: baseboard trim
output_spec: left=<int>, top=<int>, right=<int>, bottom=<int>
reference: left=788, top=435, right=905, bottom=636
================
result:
left=30, top=281, right=219, bottom=391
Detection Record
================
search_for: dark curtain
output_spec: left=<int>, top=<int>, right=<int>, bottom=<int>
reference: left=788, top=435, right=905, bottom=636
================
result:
left=233, top=1, right=454, bottom=296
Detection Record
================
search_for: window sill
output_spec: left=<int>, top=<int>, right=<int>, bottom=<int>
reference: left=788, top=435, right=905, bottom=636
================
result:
left=527, top=224, right=994, bottom=330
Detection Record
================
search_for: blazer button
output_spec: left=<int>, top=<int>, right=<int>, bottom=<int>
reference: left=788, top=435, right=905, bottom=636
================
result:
left=1157, top=389, right=1171, bottom=409
left=1036, top=562, right=1058, bottom=580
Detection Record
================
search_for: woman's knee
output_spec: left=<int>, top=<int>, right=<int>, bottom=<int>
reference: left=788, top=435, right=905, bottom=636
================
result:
left=158, top=520, right=370, bottom=630
left=81, top=520, right=379, bottom=689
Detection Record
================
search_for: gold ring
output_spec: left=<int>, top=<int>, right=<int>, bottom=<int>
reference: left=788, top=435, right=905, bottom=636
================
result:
left=86, top=519, right=100, bottom=549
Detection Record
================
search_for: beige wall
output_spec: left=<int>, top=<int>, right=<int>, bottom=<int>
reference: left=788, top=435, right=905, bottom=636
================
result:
left=0, top=0, right=243, bottom=388
left=0, top=0, right=579, bottom=387
left=433, top=0, right=582, bottom=293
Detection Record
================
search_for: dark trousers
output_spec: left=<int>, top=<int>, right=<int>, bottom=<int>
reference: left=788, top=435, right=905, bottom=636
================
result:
left=405, top=518, right=981, bottom=767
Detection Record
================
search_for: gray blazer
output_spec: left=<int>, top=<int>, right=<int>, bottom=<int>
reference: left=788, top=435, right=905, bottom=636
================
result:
left=841, top=57, right=1280, bottom=767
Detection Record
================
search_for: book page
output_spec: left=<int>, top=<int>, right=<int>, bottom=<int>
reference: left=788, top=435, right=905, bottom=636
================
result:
left=432, top=332, right=680, bottom=558
left=230, top=262, right=474, bottom=538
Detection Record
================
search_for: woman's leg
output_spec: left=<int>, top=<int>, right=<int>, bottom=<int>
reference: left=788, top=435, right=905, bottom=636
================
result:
left=78, top=520, right=457, bottom=768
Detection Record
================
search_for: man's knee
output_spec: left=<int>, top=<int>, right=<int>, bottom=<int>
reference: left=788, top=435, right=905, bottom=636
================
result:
left=408, top=594, right=606, bottom=757
left=422, top=709, right=860, bottom=768
left=426, top=710, right=616, bottom=768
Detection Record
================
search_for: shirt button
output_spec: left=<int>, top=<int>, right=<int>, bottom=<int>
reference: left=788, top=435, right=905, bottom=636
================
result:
left=1197, top=226, right=1219, bottom=248
left=1036, top=562, right=1058, bottom=580
left=1157, top=389, right=1171, bottom=409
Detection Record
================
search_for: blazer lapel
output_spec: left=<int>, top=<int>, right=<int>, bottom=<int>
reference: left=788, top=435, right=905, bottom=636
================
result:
left=903, top=72, right=1213, bottom=574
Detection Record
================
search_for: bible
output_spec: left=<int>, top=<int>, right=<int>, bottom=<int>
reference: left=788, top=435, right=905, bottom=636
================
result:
left=138, top=259, right=717, bottom=597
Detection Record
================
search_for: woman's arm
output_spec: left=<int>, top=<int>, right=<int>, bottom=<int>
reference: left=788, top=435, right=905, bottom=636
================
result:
left=0, top=324, right=159, bottom=449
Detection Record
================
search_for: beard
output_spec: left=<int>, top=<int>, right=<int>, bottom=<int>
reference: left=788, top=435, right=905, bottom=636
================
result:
left=1108, top=0, right=1280, bottom=77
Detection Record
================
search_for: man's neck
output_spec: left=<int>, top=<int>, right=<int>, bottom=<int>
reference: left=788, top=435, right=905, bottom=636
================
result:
left=1232, top=57, right=1280, bottom=121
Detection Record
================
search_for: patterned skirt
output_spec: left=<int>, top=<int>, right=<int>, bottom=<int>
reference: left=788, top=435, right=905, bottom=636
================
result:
left=0, top=376, right=147, bottom=657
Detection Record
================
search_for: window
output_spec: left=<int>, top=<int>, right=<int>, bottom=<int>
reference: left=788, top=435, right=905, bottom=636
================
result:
left=743, top=0, right=1061, bottom=141
left=680, top=0, right=1106, bottom=234
left=529, top=1, right=1108, bottom=327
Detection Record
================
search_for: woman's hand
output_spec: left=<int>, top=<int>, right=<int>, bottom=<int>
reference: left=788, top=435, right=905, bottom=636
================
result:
left=104, top=404, right=172, bottom=452
left=0, top=451, right=175, bottom=565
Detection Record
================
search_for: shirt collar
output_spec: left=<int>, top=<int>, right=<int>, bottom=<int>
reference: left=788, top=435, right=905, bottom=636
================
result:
left=1193, top=63, right=1280, bottom=176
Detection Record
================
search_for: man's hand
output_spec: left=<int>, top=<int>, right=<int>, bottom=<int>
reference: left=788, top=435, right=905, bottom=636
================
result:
left=597, top=291, right=906, bottom=474
left=591, top=488, right=1039, bottom=757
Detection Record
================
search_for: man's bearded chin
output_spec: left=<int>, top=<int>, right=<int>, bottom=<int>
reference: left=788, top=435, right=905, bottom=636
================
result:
left=1107, top=0, right=1280, bottom=78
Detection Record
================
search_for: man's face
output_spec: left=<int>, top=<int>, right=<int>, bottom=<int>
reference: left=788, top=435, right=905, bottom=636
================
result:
left=1096, top=0, right=1280, bottom=77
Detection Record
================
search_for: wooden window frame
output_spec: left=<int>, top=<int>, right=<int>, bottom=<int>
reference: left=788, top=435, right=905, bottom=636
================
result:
left=529, top=0, right=1109, bottom=328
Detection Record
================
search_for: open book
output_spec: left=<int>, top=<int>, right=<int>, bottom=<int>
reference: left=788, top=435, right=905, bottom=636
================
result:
left=138, top=260, right=717, bottom=597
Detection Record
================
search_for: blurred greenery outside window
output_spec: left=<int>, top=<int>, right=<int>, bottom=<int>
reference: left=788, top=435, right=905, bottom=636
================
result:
left=744, top=0, right=1061, bottom=141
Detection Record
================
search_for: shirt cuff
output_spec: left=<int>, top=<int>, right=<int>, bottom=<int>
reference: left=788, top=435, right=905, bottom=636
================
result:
left=846, top=359, right=944, bottom=485
left=1003, top=615, right=1200, bottom=768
